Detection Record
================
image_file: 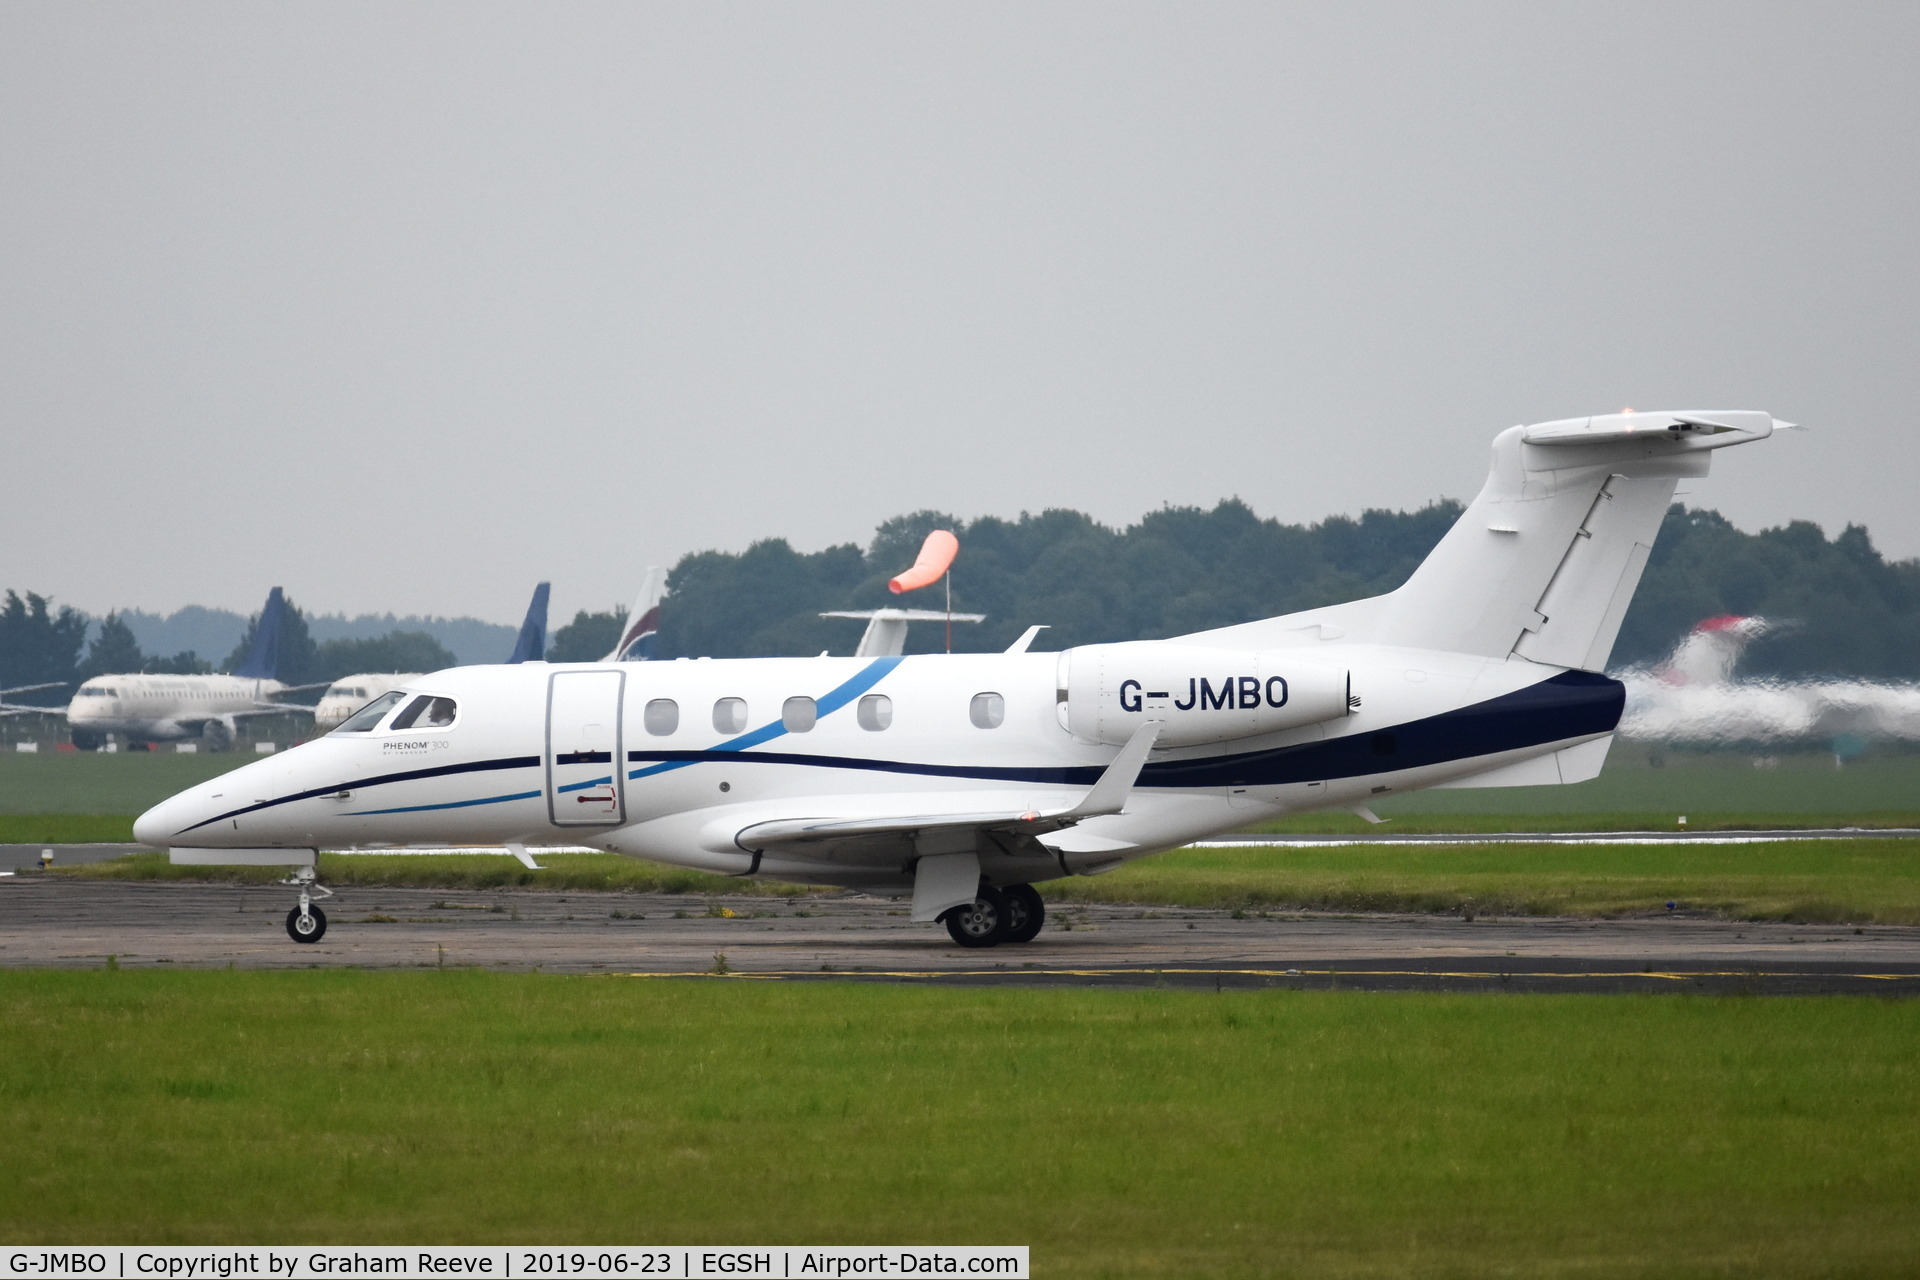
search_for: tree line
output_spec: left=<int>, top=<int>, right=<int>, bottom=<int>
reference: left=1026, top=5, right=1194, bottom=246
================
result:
left=9, top=500, right=1918, bottom=702
left=0, top=591, right=454, bottom=705
left=550, top=501, right=1920, bottom=679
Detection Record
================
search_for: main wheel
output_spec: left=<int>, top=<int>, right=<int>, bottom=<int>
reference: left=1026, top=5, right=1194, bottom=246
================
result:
left=286, top=905, right=327, bottom=943
left=998, top=884, right=1046, bottom=943
left=942, top=887, right=1005, bottom=948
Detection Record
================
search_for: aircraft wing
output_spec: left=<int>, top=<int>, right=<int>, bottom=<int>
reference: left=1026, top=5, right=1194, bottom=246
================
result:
left=727, top=723, right=1161, bottom=859
left=236, top=704, right=317, bottom=718
left=0, top=703, right=67, bottom=717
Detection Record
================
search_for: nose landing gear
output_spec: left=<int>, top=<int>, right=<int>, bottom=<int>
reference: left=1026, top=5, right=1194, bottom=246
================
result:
left=280, top=864, right=333, bottom=944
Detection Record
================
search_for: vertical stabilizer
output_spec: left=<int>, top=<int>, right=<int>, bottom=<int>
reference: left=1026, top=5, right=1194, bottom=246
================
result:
left=1179, top=411, right=1783, bottom=670
left=602, top=567, right=667, bottom=662
left=232, top=588, right=288, bottom=680
left=506, top=583, right=551, bottom=664
left=1373, top=412, right=1779, bottom=669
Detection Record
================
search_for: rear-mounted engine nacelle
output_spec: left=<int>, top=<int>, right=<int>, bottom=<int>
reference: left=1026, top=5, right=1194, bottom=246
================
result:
left=1058, top=642, right=1351, bottom=748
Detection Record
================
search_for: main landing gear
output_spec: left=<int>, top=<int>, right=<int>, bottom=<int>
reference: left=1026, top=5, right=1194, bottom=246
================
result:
left=281, top=863, right=333, bottom=944
left=941, top=883, right=1046, bottom=948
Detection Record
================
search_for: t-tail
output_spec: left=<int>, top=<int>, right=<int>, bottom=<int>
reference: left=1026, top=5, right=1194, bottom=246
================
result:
left=506, top=582, right=551, bottom=664
left=602, top=567, right=667, bottom=662
left=230, top=587, right=290, bottom=680
left=1187, top=410, right=1789, bottom=671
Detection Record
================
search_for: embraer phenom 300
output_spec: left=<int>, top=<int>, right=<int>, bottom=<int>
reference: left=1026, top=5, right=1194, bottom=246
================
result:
left=135, top=412, right=1785, bottom=945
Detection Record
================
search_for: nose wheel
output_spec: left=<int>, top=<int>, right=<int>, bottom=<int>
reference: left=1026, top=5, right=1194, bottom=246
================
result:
left=279, top=864, right=333, bottom=944
left=286, top=904, right=328, bottom=943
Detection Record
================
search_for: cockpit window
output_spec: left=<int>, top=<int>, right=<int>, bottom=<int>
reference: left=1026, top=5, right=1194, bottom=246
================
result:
left=390, top=694, right=457, bottom=731
left=333, top=690, right=407, bottom=733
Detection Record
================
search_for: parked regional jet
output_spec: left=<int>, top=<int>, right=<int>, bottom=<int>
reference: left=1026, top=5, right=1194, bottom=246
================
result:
left=66, top=588, right=317, bottom=750
left=1619, top=614, right=1920, bottom=744
left=134, top=411, right=1786, bottom=945
left=312, top=583, right=562, bottom=731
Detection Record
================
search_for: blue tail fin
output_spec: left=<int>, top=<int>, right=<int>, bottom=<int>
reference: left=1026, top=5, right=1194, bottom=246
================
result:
left=232, top=588, right=287, bottom=680
left=506, top=583, right=550, bottom=664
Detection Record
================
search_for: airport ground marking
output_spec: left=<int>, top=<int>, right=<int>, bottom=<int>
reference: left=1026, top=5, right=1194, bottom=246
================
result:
left=609, top=966, right=1920, bottom=983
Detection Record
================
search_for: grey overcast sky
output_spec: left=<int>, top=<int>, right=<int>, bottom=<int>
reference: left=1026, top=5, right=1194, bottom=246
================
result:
left=5, top=3, right=1917, bottom=627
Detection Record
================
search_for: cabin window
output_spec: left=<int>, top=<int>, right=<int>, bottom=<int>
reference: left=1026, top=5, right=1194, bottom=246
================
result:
left=713, top=697, right=748, bottom=735
left=782, top=696, right=817, bottom=732
left=390, top=694, right=457, bottom=731
left=857, top=693, right=892, bottom=731
left=970, top=692, right=1005, bottom=729
left=644, top=698, right=678, bottom=736
left=334, top=690, right=406, bottom=733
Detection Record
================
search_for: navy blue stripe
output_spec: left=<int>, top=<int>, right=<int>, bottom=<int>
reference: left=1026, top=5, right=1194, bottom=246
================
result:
left=624, top=671, right=1623, bottom=790
left=1139, top=669, right=1623, bottom=787
left=627, top=748, right=1101, bottom=786
left=173, top=754, right=542, bottom=836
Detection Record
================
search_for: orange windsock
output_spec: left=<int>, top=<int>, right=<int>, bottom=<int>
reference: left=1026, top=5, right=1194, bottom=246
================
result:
left=888, top=530, right=959, bottom=594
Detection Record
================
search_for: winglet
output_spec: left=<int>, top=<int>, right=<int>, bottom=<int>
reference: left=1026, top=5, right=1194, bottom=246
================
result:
left=505, top=841, right=545, bottom=870
left=1004, top=625, right=1049, bottom=654
left=1064, top=722, right=1161, bottom=819
left=506, top=583, right=551, bottom=664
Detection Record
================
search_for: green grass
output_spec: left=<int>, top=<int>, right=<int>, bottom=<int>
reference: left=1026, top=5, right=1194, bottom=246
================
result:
left=1356, top=748, right=1920, bottom=821
left=1045, top=838, right=1920, bottom=924
left=1, top=972, right=1915, bottom=1275
left=1251, top=809, right=1920, bottom=834
left=0, top=813, right=137, bottom=842
left=0, top=752, right=254, bottom=815
left=55, top=851, right=821, bottom=896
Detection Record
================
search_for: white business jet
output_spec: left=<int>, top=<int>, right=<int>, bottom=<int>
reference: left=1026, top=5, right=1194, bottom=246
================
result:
left=134, top=412, right=1785, bottom=946
left=65, top=588, right=319, bottom=751
left=311, top=583, right=561, bottom=731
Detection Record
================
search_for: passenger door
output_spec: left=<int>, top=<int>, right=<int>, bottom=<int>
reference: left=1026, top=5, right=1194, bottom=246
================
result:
left=546, top=670, right=626, bottom=827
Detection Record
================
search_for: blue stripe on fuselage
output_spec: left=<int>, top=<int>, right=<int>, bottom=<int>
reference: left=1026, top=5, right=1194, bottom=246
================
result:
left=345, top=790, right=544, bottom=816
left=627, top=655, right=903, bottom=781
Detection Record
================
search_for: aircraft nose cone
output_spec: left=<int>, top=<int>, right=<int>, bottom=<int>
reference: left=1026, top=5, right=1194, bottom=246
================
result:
left=134, top=793, right=198, bottom=847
